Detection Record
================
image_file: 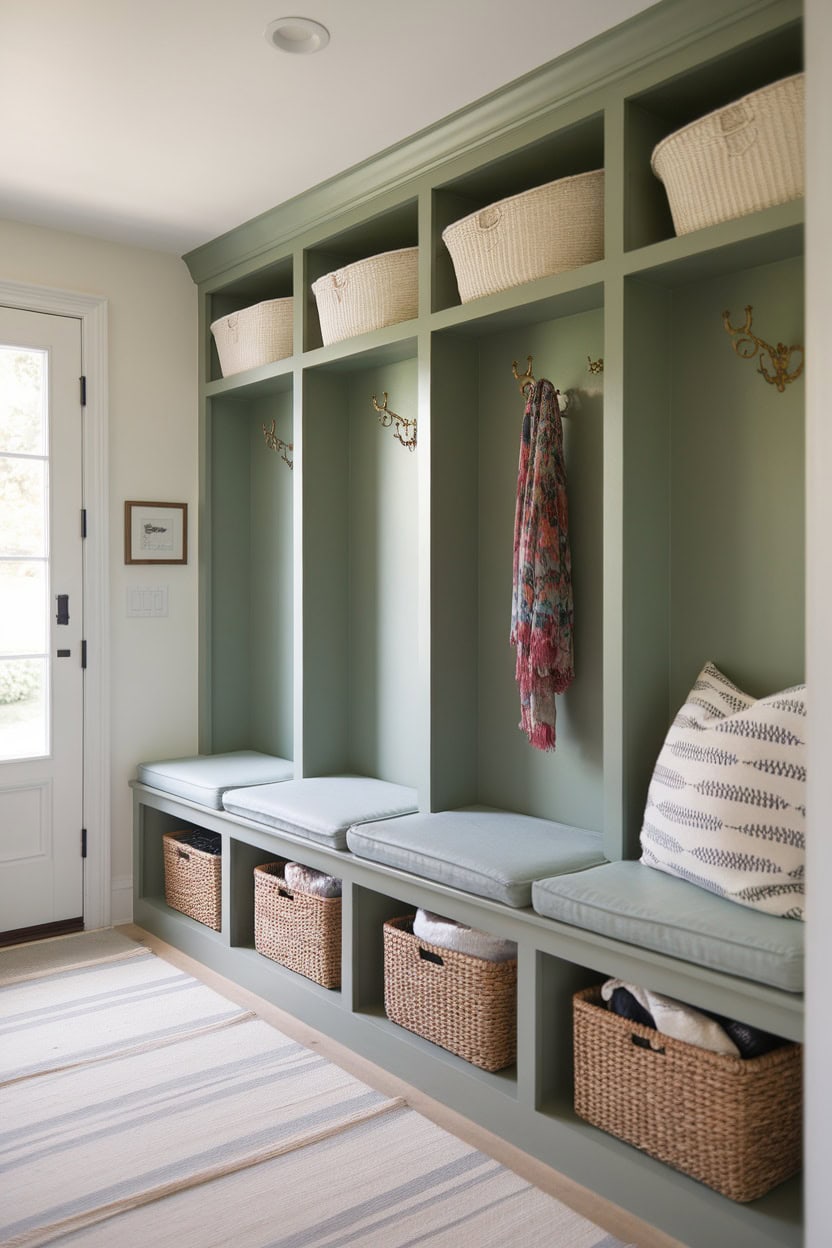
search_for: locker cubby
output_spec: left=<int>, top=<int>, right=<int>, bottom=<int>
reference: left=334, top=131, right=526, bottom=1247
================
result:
left=623, top=18, right=803, bottom=252
left=204, top=388, right=294, bottom=760
left=300, top=352, right=420, bottom=784
left=206, top=254, right=294, bottom=383
left=303, top=199, right=419, bottom=351
left=618, top=253, right=804, bottom=853
left=432, top=113, right=605, bottom=313
left=427, top=303, right=604, bottom=831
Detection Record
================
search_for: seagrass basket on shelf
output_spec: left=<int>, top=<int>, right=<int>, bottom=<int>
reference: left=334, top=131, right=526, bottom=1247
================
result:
left=572, top=985, right=802, bottom=1202
left=311, top=246, right=418, bottom=346
left=210, top=297, right=293, bottom=377
left=383, top=915, right=517, bottom=1072
left=441, top=169, right=604, bottom=303
left=162, top=830, right=222, bottom=931
left=651, top=72, right=805, bottom=236
left=253, top=862, right=342, bottom=989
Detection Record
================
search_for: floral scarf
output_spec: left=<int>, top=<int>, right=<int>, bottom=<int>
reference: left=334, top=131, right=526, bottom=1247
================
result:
left=510, top=378, right=574, bottom=750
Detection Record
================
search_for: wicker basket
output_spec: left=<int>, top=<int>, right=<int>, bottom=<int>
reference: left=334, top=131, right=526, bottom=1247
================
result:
left=573, top=986, right=802, bottom=1202
left=253, top=862, right=341, bottom=989
left=162, top=831, right=222, bottom=931
left=311, top=247, right=418, bottom=346
left=210, top=297, right=293, bottom=377
left=651, top=73, right=804, bottom=236
left=441, top=170, right=604, bottom=303
left=383, top=915, right=517, bottom=1072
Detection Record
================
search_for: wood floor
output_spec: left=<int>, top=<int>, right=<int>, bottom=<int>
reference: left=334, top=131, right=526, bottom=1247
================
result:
left=119, top=923, right=687, bottom=1248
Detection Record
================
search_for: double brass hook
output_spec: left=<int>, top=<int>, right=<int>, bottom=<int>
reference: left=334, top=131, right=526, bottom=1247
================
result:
left=511, top=355, right=570, bottom=412
left=722, top=305, right=804, bottom=393
left=262, top=419, right=294, bottom=469
left=371, top=392, right=417, bottom=450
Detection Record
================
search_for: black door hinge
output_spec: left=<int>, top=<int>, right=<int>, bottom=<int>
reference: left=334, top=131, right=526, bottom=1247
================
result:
left=79, top=376, right=87, bottom=406
left=81, top=828, right=87, bottom=858
left=81, top=640, right=87, bottom=669
left=81, top=508, right=87, bottom=539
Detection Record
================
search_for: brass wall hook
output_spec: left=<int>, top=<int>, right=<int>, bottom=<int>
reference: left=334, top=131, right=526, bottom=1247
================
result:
left=512, top=355, right=536, bottom=397
left=371, top=392, right=417, bottom=450
left=262, top=419, right=294, bottom=469
left=511, top=354, right=570, bottom=412
left=722, top=305, right=804, bottom=393
left=587, top=355, right=604, bottom=374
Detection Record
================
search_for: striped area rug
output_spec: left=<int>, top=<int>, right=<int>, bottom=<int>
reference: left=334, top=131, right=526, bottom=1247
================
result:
left=0, top=931, right=631, bottom=1248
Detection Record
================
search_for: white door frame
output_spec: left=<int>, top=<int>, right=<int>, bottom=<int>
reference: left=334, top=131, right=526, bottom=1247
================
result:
left=0, top=277, right=110, bottom=930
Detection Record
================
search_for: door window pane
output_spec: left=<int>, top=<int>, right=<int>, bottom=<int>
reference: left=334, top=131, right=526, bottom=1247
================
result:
left=0, top=457, right=47, bottom=556
left=0, top=346, right=46, bottom=456
left=0, top=657, right=48, bottom=760
left=0, top=562, right=47, bottom=654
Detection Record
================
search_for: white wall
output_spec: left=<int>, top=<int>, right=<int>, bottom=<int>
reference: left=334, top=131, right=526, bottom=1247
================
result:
left=804, top=0, right=832, bottom=1242
left=0, top=217, right=199, bottom=923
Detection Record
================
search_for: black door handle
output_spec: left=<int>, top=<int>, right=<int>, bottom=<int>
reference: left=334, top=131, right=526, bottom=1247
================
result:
left=56, top=594, right=69, bottom=625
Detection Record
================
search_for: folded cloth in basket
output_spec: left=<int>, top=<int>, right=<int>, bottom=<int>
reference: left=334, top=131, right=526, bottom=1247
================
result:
left=602, top=978, right=740, bottom=1057
left=413, top=910, right=517, bottom=962
left=283, top=863, right=342, bottom=898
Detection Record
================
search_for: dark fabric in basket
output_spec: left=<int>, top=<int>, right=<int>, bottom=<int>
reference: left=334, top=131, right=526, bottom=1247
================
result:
left=174, top=831, right=222, bottom=856
left=606, top=983, right=786, bottom=1060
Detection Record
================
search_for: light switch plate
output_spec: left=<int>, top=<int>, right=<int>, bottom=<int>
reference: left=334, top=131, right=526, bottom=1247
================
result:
left=127, top=586, right=169, bottom=618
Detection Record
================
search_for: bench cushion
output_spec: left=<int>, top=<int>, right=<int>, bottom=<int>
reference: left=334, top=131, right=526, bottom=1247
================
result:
left=346, top=809, right=606, bottom=907
left=531, top=861, right=804, bottom=992
left=136, top=751, right=294, bottom=809
left=221, top=776, right=418, bottom=849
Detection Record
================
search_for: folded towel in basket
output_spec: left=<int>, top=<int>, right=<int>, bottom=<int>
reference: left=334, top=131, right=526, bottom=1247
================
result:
left=413, top=910, right=517, bottom=962
left=601, top=978, right=740, bottom=1057
left=283, top=863, right=342, bottom=898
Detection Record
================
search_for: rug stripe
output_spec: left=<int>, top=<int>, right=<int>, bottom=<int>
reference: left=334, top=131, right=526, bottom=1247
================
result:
left=1, top=1098, right=408, bottom=1248
left=0, top=1009, right=257, bottom=1086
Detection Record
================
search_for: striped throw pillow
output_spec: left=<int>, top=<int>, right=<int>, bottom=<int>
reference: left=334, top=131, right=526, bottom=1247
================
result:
left=639, top=662, right=806, bottom=919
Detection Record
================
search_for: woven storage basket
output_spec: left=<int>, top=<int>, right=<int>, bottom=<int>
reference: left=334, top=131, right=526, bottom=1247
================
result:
left=441, top=169, right=604, bottom=303
left=651, top=73, right=804, bottom=236
left=573, top=986, right=802, bottom=1202
left=162, top=830, right=222, bottom=931
left=311, top=247, right=418, bottom=346
left=383, top=915, right=517, bottom=1072
left=210, top=297, right=293, bottom=377
left=253, top=862, right=341, bottom=989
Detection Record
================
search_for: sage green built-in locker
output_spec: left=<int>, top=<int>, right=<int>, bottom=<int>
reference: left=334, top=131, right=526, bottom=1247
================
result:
left=208, top=392, right=294, bottom=759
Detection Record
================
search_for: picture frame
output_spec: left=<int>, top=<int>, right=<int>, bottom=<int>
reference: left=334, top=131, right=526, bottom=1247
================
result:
left=124, top=500, right=188, bottom=565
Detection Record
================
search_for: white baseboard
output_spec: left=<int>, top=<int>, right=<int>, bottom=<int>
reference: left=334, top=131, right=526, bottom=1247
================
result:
left=110, top=875, right=133, bottom=925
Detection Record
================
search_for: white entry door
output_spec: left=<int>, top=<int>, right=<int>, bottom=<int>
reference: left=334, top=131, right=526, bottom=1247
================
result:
left=0, top=306, right=84, bottom=936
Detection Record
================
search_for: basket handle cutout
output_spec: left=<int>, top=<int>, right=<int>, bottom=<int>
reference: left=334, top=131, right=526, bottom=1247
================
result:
left=177, top=848, right=190, bottom=861
left=277, top=885, right=295, bottom=900
left=418, top=946, right=444, bottom=966
left=719, top=102, right=758, bottom=156
left=631, top=1033, right=665, bottom=1055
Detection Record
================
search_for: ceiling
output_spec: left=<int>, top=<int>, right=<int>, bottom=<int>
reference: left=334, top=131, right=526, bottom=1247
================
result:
left=0, top=1, right=657, bottom=257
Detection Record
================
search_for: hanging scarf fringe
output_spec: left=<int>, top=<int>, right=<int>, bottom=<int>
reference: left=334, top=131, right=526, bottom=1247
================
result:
left=510, top=378, right=574, bottom=751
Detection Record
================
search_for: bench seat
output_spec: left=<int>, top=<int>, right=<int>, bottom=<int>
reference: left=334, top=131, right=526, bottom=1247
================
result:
left=532, top=861, right=804, bottom=993
left=221, top=776, right=418, bottom=850
left=346, top=808, right=606, bottom=907
left=136, top=750, right=294, bottom=810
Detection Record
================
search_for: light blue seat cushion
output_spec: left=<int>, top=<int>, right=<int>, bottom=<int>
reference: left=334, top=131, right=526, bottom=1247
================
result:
left=346, top=808, right=606, bottom=908
left=222, top=776, right=419, bottom=850
left=532, top=861, right=804, bottom=992
left=136, top=750, right=294, bottom=810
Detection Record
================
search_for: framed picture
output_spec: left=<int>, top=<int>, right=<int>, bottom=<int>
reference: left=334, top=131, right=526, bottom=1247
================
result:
left=124, top=501, right=188, bottom=565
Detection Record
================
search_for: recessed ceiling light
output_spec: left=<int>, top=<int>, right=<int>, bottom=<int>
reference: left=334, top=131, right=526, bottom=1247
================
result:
left=265, top=17, right=330, bottom=54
